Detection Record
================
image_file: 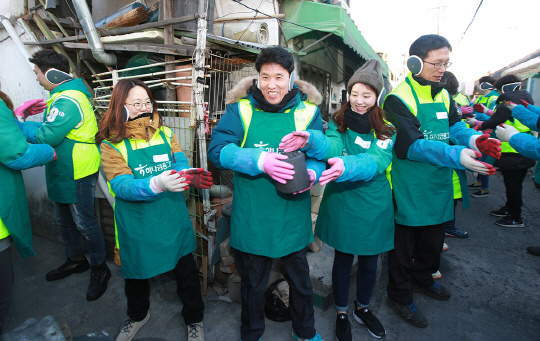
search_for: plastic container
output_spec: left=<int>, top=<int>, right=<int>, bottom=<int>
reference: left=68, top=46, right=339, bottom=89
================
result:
left=274, top=151, right=310, bottom=194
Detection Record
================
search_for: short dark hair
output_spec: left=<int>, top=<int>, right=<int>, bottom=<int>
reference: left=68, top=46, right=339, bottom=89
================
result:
left=29, top=49, right=69, bottom=74
left=494, top=74, right=520, bottom=90
left=409, top=34, right=452, bottom=60
left=255, top=46, right=294, bottom=74
left=441, top=71, right=459, bottom=96
left=478, top=76, right=496, bottom=85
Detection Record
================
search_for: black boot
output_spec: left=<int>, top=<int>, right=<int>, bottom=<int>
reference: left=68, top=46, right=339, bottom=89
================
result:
left=46, top=254, right=90, bottom=281
left=87, top=261, right=111, bottom=301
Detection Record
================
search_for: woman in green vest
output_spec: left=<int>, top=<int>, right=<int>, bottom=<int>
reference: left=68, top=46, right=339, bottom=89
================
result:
left=0, top=88, right=55, bottom=333
left=96, top=80, right=211, bottom=341
left=280, top=60, right=395, bottom=341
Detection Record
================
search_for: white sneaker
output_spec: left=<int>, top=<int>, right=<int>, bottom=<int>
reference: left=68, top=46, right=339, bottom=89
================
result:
left=432, top=270, right=442, bottom=279
left=187, top=321, right=205, bottom=341
left=116, top=313, right=150, bottom=341
left=442, top=243, right=449, bottom=251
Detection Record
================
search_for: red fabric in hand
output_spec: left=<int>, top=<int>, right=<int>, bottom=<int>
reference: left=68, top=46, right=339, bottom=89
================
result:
left=475, top=133, right=502, bottom=160
left=173, top=168, right=213, bottom=189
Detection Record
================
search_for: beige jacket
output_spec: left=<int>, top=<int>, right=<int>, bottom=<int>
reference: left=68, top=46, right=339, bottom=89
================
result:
left=100, top=112, right=183, bottom=181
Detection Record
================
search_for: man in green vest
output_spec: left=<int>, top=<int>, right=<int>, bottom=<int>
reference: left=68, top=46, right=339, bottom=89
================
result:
left=383, top=35, right=502, bottom=328
left=208, top=47, right=325, bottom=341
left=21, top=50, right=110, bottom=301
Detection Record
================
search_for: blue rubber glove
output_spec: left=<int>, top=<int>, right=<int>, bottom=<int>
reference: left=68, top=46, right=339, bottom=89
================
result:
left=449, top=120, right=481, bottom=147
left=21, top=121, right=43, bottom=144
left=512, top=105, right=540, bottom=132
left=302, top=130, right=332, bottom=160
left=110, top=174, right=160, bottom=201
left=509, top=133, right=540, bottom=160
left=407, top=139, right=465, bottom=170
left=5, top=144, right=55, bottom=170
left=219, top=143, right=264, bottom=176
left=336, top=154, right=378, bottom=182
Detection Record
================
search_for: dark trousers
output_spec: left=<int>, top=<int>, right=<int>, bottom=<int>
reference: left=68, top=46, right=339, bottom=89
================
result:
left=387, top=223, right=445, bottom=305
left=240, top=247, right=315, bottom=341
left=54, top=172, right=106, bottom=266
left=332, top=250, right=379, bottom=310
left=124, top=253, right=204, bottom=325
left=0, top=247, right=13, bottom=334
left=501, top=169, right=528, bottom=219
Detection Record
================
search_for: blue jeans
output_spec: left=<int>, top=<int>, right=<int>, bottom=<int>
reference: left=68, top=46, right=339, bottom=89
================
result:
left=54, top=172, right=106, bottom=266
left=477, top=154, right=490, bottom=190
left=332, top=250, right=379, bottom=311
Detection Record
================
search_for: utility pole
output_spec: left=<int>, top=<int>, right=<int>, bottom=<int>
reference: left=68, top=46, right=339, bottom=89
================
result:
left=429, top=1, right=448, bottom=35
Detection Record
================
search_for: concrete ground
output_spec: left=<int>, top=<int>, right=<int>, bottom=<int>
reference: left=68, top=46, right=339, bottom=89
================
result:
left=3, top=172, right=540, bottom=341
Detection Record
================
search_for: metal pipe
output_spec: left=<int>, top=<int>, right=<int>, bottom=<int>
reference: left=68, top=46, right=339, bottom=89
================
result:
left=72, top=0, right=117, bottom=66
left=0, top=16, right=34, bottom=71
left=91, top=58, right=197, bottom=77
left=92, top=68, right=197, bottom=83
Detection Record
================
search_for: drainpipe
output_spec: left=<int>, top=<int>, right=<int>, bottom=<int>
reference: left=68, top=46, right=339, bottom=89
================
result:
left=0, top=16, right=34, bottom=71
left=72, top=0, right=116, bottom=66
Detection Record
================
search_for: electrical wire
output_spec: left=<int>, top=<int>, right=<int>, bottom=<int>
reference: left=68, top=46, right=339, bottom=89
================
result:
left=227, top=0, right=267, bottom=53
left=458, top=0, right=483, bottom=43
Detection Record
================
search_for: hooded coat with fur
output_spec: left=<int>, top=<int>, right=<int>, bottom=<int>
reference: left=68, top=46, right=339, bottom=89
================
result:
left=208, top=77, right=324, bottom=169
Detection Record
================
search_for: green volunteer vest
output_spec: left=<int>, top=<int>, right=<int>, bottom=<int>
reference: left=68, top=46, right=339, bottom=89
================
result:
left=315, top=122, right=394, bottom=255
left=453, top=93, right=469, bottom=107
left=474, top=92, right=498, bottom=109
left=45, top=90, right=100, bottom=203
left=0, top=218, right=8, bottom=239
left=500, top=117, right=531, bottom=153
left=105, top=126, right=195, bottom=279
left=230, top=98, right=317, bottom=258
left=388, top=73, right=456, bottom=226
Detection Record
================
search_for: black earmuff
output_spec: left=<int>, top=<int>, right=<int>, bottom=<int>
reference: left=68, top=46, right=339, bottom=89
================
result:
left=45, top=68, right=74, bottom=85
left=122, top=105, right=130, bottom=123
left=407, top=55, right=423, bottom=75
left=479, top=82, right=494, bottom=91
left=501, top=82, right=522, bottom=94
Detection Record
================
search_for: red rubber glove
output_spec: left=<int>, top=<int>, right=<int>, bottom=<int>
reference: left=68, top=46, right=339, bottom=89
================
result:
left=520, top=99, right=530, bottom=108
left=474, top=103, right=488, bottom=113
left=14, top=99, right=47, bottom=119
left=475, top=133, right=502, bottom=160
left=473, top=123, right=482, bottom=131
left=172, top=168, right=213, bottom=189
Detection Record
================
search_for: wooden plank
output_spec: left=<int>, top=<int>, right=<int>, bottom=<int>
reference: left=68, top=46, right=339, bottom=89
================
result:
left=63, top=42, right=199, bottom=56
left=24, top=14, right=201, bottom=45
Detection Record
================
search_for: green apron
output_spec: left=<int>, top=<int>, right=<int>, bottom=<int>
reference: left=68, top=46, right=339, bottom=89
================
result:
left=315, top=127, right=394, bottom=255
left=115, top=131, right=195, bottom=279
left=391, top=78, right=454, bottom=226
left=230, top=103, right=313, bottom=258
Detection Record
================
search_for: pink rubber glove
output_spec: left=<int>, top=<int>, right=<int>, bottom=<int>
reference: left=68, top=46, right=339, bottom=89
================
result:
left=474, top=103, right=488, bottom=113
left=293, top=169, right=316, bottom=195
left=279, top=131, right=310, bottom=152
left=475, top=133, right=502, bottom=160
left=460, top=106, right=473, bottom=115
left=319, top=158, right=344, bottom=186
left=52, top=150, right=57, bottom=162
left=262, top=153, right=295, bottom=184
left=14, top=99, right=47, bottom=119
left=485, top=109, right=494, bottom=116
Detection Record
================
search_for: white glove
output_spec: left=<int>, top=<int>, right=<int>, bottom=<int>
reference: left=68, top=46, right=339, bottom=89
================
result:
left=466, top=117, right=479, bottom=126
left=460, top=149, right=495, bottom=175
left=495, top=124, right=520, bottom=142
left=150, top=170, right=189, bottom=193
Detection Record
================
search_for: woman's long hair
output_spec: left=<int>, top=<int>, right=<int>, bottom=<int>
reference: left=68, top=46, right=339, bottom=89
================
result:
left=0, top=88, right=15, bottom=116
left=332, top=84, right=395, bottom=139
left=96, top=79, right=162, bottom=144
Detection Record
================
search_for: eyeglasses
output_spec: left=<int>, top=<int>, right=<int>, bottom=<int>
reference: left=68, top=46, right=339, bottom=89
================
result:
left=126, top=101, right=153, bottom=111
left=423, top=60, right=452, bottom=69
